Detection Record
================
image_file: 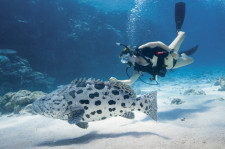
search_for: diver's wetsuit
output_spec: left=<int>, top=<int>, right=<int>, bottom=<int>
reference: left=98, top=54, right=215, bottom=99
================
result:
left=133, top=47, right=169, bottom=78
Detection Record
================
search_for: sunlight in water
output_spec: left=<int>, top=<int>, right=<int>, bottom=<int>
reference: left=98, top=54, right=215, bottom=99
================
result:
left=127, top=0, right=147, bottom=45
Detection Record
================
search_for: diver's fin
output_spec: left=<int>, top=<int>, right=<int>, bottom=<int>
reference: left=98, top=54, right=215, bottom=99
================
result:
left=120, top=112, right=135, bottom=119
left=76, top=122, right=89, bottom=129
left=179, top=45, right=198, bottom=56
left=175, top=2, right=186, bottom=32
left=67, top=107, right=85, bottom=124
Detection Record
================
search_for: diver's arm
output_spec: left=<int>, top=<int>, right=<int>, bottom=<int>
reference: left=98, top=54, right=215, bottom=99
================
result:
left=139, top=41, right=171, bottom=52
left=110, top=70, right=139, bottom=86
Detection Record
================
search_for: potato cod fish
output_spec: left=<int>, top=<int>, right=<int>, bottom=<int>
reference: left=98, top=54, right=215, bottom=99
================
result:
left=32, top=78, right=157, bottom=129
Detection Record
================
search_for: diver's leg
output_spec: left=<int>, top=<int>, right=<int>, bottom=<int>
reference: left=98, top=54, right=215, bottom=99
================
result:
left=173, top=53, right=194, bottom=69
left=169, top=31, right=185, bottom=52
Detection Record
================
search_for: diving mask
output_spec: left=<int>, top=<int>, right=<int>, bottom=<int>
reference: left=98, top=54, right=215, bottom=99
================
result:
left=121, top=53, right=130, bottom=63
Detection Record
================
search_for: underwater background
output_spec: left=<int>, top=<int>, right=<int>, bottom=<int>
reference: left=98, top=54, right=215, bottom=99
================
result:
left=0, top=0, right=225, bottom=113
left=0, top=1, right=225, bottom=149
left=0, top=0, right=225, bottom=91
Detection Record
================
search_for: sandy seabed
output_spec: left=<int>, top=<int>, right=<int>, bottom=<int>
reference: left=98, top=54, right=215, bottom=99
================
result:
left=0, top=77, right=225, bottom=149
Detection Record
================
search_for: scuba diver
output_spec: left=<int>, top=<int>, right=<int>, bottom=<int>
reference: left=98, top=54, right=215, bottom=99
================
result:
left=110, top=2, right=198, bottom=86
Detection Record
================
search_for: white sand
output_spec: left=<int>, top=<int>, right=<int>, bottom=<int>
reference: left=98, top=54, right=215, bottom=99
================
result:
left=0, top=77, right=225, bottom=149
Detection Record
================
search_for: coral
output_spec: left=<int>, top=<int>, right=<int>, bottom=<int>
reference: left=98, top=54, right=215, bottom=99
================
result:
left=0, top=90, right=46, bottom=114
left=184, top=89, right=206, bottom=95
left=0, top=55, right=55, bottom=96
left=171, top=98, right=185, bottom=105
left=215, top=77, right=225, bottom=91
left=216, top=97, right=225, bottom=101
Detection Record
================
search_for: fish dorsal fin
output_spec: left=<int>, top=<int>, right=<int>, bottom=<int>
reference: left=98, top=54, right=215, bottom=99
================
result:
left=72, top=78, right=105, bottom=85
left=111, top=82, right=136, bottom=97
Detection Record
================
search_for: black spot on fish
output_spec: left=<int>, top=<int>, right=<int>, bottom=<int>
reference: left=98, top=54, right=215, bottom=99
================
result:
left=120, top=110, right=123, bottom=113
left=145, top=100, right=148, bottom=103
left=112, top=90, right=119, bottom=95
left=84, top=106, right=88, bottom=110
left=91, top=111, right=96, bottom=115
left=104, top=92, right=109, bottom=96
left=101, top=117, right=106, bottom=120
left=95, top=100, right=101, bottom=106
left=76, top=82, right=87, bottom=87
left=68, top=101, right=72, bottom=105
left=41, top=98, right=45, bottom=101
left=102, top=96, right=106, bottom=99
left=89, top=92, right=99, bottom=99
left=79, top=100, right=90, bottom=104
left=94, top=83, right=105, bottom=90
left=140, top=103, right=143, bottom=108
left=136, top=97, right=141, bottom=101
left=69, top=90, right=76, bottom=98
left=87, top=87, right=93, bottom=91
left=132, top=102, right=136, bottom=106
left=108, top=100, right=116, bottom=105
left=109, top=108, right=116, bottom=112
left=113, top=86, right=120, bottom=90
left=97, top=110, right=102, bottom=114
left=110, top=114, right=112, bottom=116
left=121, top=103, right=126, bottom=108
left=47, top=98, right=51, bottom=101
left=145, top=106, right=148, bottom=110
left=58, top=109, right=60, bottom=111
left=138, top=109, right=141, bottom=111
left=123, top=95, right=129, bottom=99
left=82, top=118, right=85, bottom=121
left=86, top=114, right=90, bottom=118
left=63, top=104, right=65, bottom=106
left=77, top=90, right=83, bottom=94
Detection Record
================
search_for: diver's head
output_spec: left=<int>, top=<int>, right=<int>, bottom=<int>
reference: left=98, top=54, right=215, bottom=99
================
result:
left=119, top=47, right=135, bottom=63
left=116, top=42, right=135, bottom=64
left=120, top=53, right=130, bottom=63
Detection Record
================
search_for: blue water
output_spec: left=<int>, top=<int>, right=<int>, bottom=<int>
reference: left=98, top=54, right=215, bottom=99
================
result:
left=1, top=1, right=225, bottom=148
left=0, top=0, right=225, bottom=88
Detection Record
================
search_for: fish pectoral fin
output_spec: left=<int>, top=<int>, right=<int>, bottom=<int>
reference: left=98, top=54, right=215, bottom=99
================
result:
left=76, top=122, right=89, bottom=129
left=67, top=107, right=84, bottom=124
left=120, top=112, right=135, bottom=119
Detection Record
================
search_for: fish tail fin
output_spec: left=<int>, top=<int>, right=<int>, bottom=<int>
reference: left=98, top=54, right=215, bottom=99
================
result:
left=135, top=91, right=158, bottom=121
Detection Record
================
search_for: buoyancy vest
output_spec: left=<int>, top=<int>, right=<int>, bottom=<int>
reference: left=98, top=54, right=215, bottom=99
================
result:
left=133, top=46, right=169, bottom=78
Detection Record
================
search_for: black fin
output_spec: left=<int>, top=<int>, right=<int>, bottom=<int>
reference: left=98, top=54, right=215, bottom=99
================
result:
left=76, top=122, right=89, bottom=129
left=120, top=112, right=135, bottom=119
left=67, top=107, right=84, bottom=124
left=179, top=45, right=198, bottom=56
left=175, top=2, right=186, bottom=31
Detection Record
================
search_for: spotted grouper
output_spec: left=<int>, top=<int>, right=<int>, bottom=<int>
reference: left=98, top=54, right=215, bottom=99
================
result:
left=32, top=78, right=157, bottom=129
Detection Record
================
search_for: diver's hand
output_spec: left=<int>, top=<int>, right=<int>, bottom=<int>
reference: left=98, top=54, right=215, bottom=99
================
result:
left=110, top=77, right=118, bottom=83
